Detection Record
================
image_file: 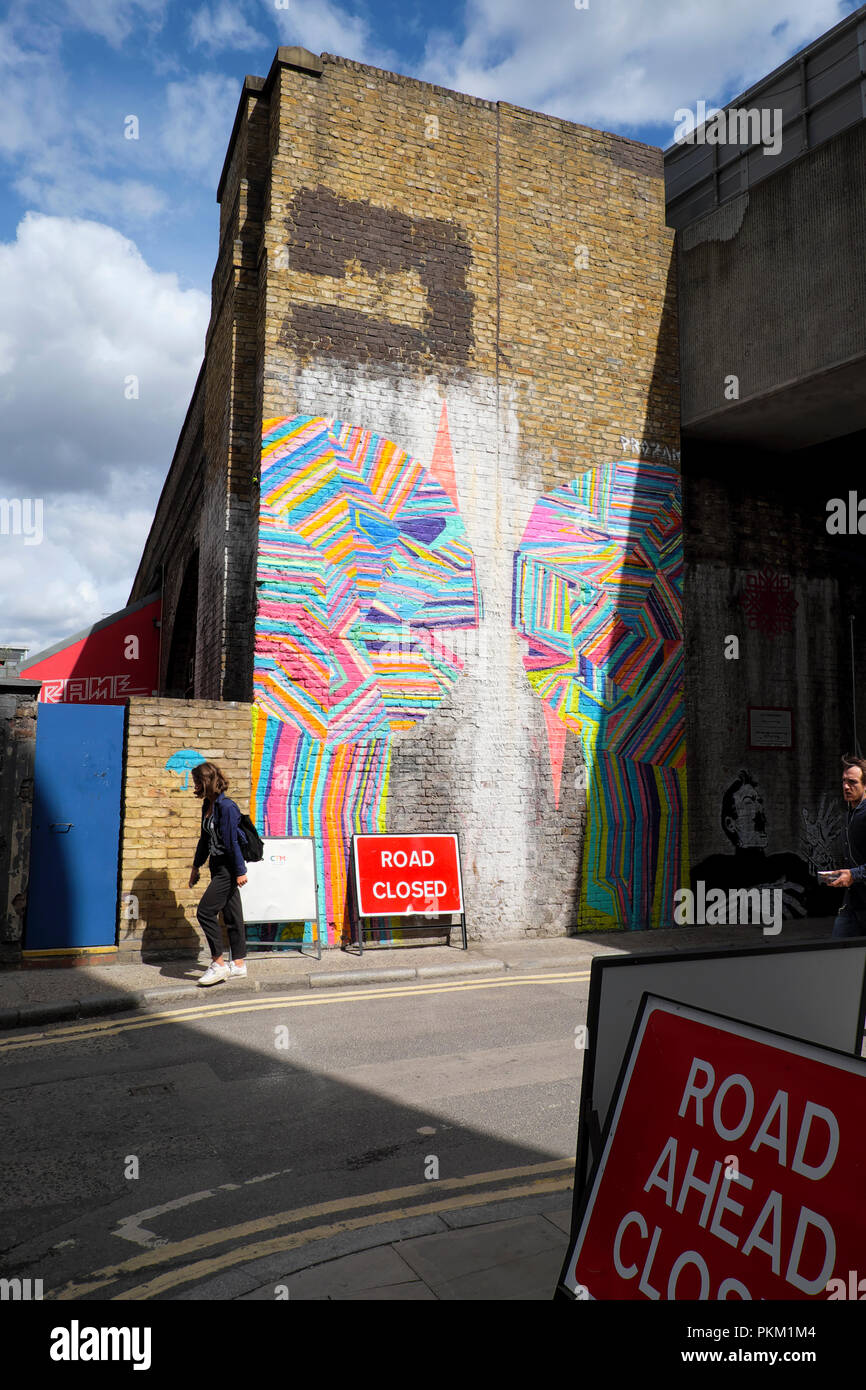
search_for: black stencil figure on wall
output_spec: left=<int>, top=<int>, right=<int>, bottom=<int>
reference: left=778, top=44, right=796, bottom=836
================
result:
left=691, top=769, right=840, bottom=919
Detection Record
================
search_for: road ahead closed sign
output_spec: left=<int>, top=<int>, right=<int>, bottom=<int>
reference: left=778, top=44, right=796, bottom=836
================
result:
left=562, top=996, right=866, bottom=1301
left=352, top=834, right=464, bottom=916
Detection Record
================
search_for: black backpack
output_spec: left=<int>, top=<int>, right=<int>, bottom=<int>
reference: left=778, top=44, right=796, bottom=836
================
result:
left=237, top=813, right=265, bottom=862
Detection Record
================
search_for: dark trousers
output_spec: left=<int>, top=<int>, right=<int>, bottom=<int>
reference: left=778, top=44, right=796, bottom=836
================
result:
left=197, top=856, right=246, bottom=960
left=832, top=905, right=866, bottom=939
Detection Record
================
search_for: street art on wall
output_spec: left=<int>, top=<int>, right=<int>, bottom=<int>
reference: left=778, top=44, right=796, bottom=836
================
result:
left=691, top=770, right=843, bottom=919
left=165, top=749, right=208, bottom=790
left=251, top=410, right=479, bottom=943
left=512, top=460, right=687, bottom=929
left=739, top=568, right=798, bottom=636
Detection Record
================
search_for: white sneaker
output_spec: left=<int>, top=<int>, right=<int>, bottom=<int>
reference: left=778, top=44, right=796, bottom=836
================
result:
left=228, top=961, right=247, bottom=978
left=198, top=961, right=229, bottom=987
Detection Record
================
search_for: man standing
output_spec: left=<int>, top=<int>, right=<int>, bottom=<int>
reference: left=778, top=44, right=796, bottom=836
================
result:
left=826, top=756, right=866, bottom=938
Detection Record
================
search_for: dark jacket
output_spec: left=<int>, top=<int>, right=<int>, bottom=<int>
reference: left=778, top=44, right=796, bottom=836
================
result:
left=194, top=793, right=247, bottom=879
left=844, top=797, right=866, bottom=913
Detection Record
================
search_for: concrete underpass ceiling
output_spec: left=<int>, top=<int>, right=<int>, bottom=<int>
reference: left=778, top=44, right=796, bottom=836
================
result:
left=682, top=355, right=866, bottom=452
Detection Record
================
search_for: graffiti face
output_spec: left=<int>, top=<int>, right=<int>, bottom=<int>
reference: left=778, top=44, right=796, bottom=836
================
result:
left=252, top=413, right=479, bottom=942
left=254, top=415, right=478, bottom=742
left=512, top=459, right=686, bottom=929
left=693, top=771, right=848, bottom=921
left=726, top=783, right=768, bottom=848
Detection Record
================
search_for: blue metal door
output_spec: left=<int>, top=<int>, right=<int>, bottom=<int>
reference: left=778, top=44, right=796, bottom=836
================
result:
left=25, top=704, right=125, bottom=951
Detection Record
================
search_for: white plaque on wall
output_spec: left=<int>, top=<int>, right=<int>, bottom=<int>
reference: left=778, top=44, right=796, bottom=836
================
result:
left=748, top=706, right=793, bottom=749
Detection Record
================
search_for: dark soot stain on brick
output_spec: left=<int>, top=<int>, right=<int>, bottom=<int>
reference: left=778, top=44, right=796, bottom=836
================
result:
left=280, top=186, right=475, bottom=366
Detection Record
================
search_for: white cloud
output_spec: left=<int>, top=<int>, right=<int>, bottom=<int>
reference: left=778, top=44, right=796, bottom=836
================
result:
left=62, top=0, right=169, bottom=48
left=420, top=0, right=854, bottom=137
left=0, top=502, right=155, bottom=652
left=0, top=21, right=169, bottom=224
left=190, top=1, right=267, bottom=52
left=13, top=168, right=169, bottom=223
left=0, top=214, right=208, bottom=651
left=0, top=22, right=67, bottom=160
left=160, top=72, right=241, bottom=176
left=270, top=0, right=395, bottom=68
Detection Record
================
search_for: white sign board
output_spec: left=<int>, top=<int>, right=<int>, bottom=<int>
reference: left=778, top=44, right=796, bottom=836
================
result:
left=588, top=942, right=866, bottom=1137
left=239, top=837, right=318, bottom=922
left=573, top=941, right=866, bottom=1201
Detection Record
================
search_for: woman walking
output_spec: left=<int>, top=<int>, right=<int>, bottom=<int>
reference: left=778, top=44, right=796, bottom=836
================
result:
left=189, top=762, right=249, bottom=986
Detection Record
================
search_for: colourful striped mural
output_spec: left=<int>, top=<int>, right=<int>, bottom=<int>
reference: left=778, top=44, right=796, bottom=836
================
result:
left=252, top=413, right=479, bottom=942
left=512, top=460, right=687, bottom=929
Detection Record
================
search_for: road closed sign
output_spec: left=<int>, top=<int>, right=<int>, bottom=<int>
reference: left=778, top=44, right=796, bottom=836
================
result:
left=352, top=834, right=464, bottom=916
left=561, top=996, right=866, bottom=1301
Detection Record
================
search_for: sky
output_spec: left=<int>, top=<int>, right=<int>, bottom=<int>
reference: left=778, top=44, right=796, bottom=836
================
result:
left=0, top=0, right=860, bottom=656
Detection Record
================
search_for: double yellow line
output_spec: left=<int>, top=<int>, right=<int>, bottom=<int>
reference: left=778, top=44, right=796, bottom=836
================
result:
left=0, top=970, right=591, bottom=1051
left=53, top=1158, right=575, bottom=1301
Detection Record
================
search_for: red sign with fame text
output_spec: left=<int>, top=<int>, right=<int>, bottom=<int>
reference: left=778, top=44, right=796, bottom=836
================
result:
left=21, top=597, right=161, bottom=705
left=565, top=998, right=866, bottom=1301
left=353, top=834, right=464, bottom=916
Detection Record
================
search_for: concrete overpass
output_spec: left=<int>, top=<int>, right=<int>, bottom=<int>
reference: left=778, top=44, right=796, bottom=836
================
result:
left=666, top=4, right=866, bottom=450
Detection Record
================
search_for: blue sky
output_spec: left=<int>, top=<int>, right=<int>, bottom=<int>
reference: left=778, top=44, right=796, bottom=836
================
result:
left=0, top=0, right=860, bottom=654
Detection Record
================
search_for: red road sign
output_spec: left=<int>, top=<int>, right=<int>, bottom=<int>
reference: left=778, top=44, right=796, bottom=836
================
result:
left=352, top=834, right=464, bottom=916
left=563, top=996, right=866, bottom=1301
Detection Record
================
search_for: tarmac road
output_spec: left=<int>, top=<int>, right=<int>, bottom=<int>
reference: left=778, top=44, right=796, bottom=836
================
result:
left=0, top=968, right=590, bottom=1300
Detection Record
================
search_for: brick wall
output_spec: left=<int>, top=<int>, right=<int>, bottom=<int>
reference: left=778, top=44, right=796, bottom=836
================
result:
left=118, top=698, right=252, bottom=959
left=249, top=50, right=682, bottom=940
left=130, top=82, right=268, bottom=705
left=129, top=46, right=683, bottom=942
left=0, top=687, right=38, bottom=964
left=260, top=54, right=678, bottom=471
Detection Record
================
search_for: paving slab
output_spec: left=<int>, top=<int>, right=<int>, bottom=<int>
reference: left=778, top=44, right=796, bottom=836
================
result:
left=238, top=1245, right=420, bottom=1301
left=541, top=1206, right=573, bottom=1236
left=393, top=1214, right=564, bottom=1290
left=343, top=1280, right=438, bottom=1300
left=432, top=1244, right=565, bottom=1300
left=437, top=1190, right=571, bottom=1232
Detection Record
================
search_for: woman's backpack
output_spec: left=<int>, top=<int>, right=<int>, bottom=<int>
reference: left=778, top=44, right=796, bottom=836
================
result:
left=237, top=813, right=265, bottom=862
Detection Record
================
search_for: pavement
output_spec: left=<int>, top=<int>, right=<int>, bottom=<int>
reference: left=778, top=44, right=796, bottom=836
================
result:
left=0, top=916, right=835, bottom=1031
left=0, top=916, right=837, bottom=1298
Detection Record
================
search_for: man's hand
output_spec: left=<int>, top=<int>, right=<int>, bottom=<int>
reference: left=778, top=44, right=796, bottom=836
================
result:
left=826, top=869, right=852, bottom=888
left=237, top=875, right=248, bottom=887
left=189, top=868, right=200, bottom=889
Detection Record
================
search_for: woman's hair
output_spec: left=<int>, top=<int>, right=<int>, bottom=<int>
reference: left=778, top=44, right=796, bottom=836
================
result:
left=191, top=762, right=228, bottom=801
